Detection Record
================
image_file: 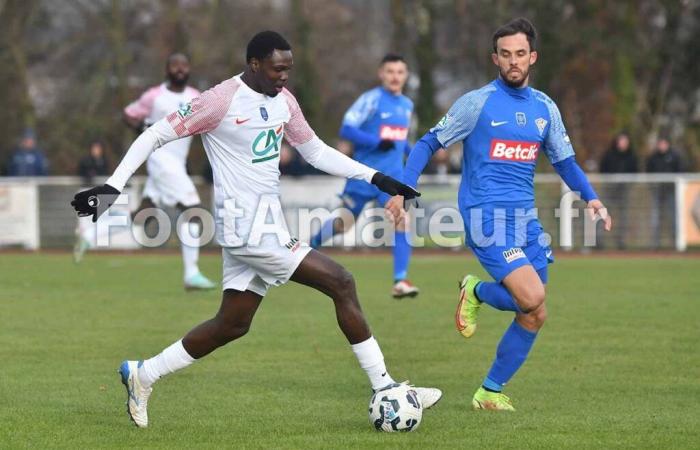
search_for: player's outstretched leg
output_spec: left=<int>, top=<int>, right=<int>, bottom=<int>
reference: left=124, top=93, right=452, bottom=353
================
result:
left=391, top=220, right=419, bottom=299
left=178, top=205, right=216, bottom=291
left=473, top=265, right=546, bottom=411
left=290, top=250, right=442, bottom=408
left=118, top=289, right=263, bottom=427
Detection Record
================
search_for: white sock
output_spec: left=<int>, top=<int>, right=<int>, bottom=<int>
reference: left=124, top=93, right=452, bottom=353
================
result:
left=138, top=339, right=196, bottom=388
left=180, top=221, right=200, bottom=280
left=351, top=336, right=395, bottom=391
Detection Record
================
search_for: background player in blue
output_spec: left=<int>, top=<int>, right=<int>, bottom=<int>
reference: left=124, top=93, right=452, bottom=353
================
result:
left=311, top=54, right=419, bottom=299
left=387, top=18, right=613, bottom=410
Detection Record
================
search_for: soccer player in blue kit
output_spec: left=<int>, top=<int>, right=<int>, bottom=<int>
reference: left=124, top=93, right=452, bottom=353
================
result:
left=386, top=18, right=612, bottom=410
left=310, top=54, right=419, bottom=299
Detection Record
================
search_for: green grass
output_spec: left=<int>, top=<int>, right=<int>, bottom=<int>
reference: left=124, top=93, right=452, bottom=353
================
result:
left=1, top=252, right=698, bottom=449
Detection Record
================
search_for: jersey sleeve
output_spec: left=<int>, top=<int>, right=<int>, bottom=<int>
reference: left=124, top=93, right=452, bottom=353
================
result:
left=124, top=86, right=159, bottom=121
left=282, top=88, right=317, bottom=147
left=431, top=86, right=493, bottom=148
left=341, top=89, right=380, bottom=128
left=166, top=78, right=238, bottom=137
left=536, top=91, right=575, bottom=164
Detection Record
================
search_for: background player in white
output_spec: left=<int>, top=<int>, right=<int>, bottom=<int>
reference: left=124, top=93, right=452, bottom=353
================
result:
left=71, top=31, right=441, bottom=428
left=75, top=53, right=216, bottom=290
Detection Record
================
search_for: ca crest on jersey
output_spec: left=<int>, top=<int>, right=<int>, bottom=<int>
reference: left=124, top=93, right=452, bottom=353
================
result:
left=251, top=126, right=283, bottom=163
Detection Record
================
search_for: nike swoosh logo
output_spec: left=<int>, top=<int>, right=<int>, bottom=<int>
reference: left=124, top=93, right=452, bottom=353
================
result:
left=455, top=289, right=467, bottom=330
left=545, top=251, right=552, bottom=258
left=491, top=120, right=508, bottom=127
left=235, top=118, right=250, bottom=124
left=380, top=112, right=392, bottom=119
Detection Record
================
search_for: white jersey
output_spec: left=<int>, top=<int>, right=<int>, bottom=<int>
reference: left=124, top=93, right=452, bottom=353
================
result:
left=108, top=74, right=376, bottom=247
left=124, top=83, right=200, bottom=168
left=166, top=75, right=317, bottom=245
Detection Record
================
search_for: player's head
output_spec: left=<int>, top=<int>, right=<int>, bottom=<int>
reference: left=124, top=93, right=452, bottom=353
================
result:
left=378, top=53, right=408, bottom=95
left=246, top=31, right=293, bottom=97
left=165, top=52, right=191, bottom=88
left=491, top=18, right=538, bottom=88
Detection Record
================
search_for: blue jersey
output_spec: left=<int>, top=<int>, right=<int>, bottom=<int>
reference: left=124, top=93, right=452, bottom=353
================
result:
left=432, top=78, right=574, bottom=210
left=341, top=86, right=413, bottom=196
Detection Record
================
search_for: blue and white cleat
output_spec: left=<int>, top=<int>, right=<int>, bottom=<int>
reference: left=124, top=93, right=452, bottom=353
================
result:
left=118, top=360, right=152, bottom=428
left=184, top=272, right=217, bottom=291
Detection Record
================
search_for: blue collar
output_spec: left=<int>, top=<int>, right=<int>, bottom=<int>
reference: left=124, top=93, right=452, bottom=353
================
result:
left=494, top=77, right=531, bottom=100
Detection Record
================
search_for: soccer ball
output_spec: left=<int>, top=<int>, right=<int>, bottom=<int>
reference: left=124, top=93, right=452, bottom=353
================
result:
left=368, top=383, right=422, bottom=432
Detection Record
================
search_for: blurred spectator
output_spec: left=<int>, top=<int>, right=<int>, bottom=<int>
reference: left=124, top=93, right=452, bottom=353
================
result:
left=599, top=132, right=638, bottom=249
left=77, top=140, right=110, bottom=184
left=646, top=137, right=682, bottom=249
left=6, top=129, right=49, bottom=176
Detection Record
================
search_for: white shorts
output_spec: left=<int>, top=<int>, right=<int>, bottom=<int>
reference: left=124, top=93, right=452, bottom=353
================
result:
left=222, top=231, right=312, bottom=297
left=144, top=157, right=200, bottom=208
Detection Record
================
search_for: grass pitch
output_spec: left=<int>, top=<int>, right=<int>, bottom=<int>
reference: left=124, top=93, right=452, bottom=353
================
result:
left=1, top=252, right=698, bottom=449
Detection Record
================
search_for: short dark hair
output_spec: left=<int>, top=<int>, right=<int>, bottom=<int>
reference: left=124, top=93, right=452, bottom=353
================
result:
left=246, top=31, right=291, bottom=63
left=492, top=18, right=537, bottom=52
left=380, top=53, right=406, bottom=66
left=166, top=52, right=189, bottom=66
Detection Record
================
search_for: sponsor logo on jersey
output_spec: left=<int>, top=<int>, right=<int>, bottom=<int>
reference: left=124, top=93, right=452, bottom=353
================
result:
left=260, top=106, right=269, bottom=121
left=379, top=125, right=408, bottom=141
left=535, top=118, right=548, bottom=136
left=502, top=247, right=526, bottom=263
left=489, top=139, right=539, bottom=162
left=435, top=114, right=449, bottom=129
left=516, top=112, right=527, bottom=126
left=251, top=125, right=284, bottom=163
left=285, top=237, right=300, bottom=252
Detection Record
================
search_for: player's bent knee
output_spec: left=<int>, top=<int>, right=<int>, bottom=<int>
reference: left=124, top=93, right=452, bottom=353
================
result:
left=330, top=268, right=356, bottom=300
left=516, top=286, right=546, bottom=314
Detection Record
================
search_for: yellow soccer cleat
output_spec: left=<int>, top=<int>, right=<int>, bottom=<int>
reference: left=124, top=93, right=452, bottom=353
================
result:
left=455, top=274, right=481, bottom=338
left=472, top=387, right=515, bottom=411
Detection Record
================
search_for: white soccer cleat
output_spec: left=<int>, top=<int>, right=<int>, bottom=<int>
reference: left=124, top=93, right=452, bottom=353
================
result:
left=412, top=386, right=443, bottom=409
left=118, top=360, right=152, bottom=428
left=392, top=279, right=420, bottom=299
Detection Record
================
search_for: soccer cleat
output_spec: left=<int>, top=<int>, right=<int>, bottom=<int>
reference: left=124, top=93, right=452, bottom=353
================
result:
left=455, top=274, right=481, bottom=338
left=118, top=360, right=153, bottom=427
left=184, top=272, right=217, bottom=291
left=376, top=381, right=442, bottom=409
left=472, top=387, right=515, bottom=411
left=392, top=279, right=420, bottom=299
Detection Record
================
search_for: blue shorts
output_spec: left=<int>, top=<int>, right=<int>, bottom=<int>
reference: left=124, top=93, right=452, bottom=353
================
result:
left=461, top=207, right=554, bottom=283
left=340, top=186, right=391, bottom=217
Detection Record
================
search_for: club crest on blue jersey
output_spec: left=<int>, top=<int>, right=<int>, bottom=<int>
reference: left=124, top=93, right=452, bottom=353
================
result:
left=516, top=112, right=527, bottom=126
left=535, top=118, right=548, bottom=136
left=260, top=107, right=269, bottom=121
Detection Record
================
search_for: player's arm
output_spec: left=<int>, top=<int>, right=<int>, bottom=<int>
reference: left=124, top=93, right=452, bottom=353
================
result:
left=283, top=90, right=418, bottom=199
left=338, top=90, right=394, bottom=151
left=72, top=83, right=230, bottom=222
left=542, top=95, right=612, bottom=231
left=123, top=88, right=158, bottom=132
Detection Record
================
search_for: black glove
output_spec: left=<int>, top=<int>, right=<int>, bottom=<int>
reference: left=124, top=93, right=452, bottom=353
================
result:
left=378, top=139, right=395, bottom=151
left=71, top=184, right=121, bottom=222
left=371, top=173, right=420, bottom=200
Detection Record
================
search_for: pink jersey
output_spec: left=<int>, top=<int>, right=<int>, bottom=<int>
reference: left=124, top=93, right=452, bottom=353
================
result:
left=165, top=75, right=315, bottom=244
left=124, top=83, right=200, bottom=170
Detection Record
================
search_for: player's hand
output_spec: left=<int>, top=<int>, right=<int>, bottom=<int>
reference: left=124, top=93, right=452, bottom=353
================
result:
left=71, top=184, right=121, bottom=223
left=371, top=172, right=420, bottom=199
left=587, top=199, right=612, bottom=231
left=378, top=139, right=395, bottom=152
left=385, top=195, right=406, bottom=224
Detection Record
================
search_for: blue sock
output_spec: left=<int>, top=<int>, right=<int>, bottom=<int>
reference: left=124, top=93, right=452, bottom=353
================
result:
left=482, top=320, right=538, bottom=392
left=311, top=218, right=336, bottom=249
left=475, top=281, right=520, bottom=312
left=393, top=231, right=411, bottom=282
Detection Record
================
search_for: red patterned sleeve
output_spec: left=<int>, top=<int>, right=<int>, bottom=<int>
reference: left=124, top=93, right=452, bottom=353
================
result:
left=282, top=88, right=316, bottom=147
left=167, top=78, right=239, bottom=137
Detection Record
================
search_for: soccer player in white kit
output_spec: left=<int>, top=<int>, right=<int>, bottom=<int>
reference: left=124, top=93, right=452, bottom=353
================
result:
left=123, top=53, right=216, bottom=290
left=71, top=31, right=441, bottom=427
